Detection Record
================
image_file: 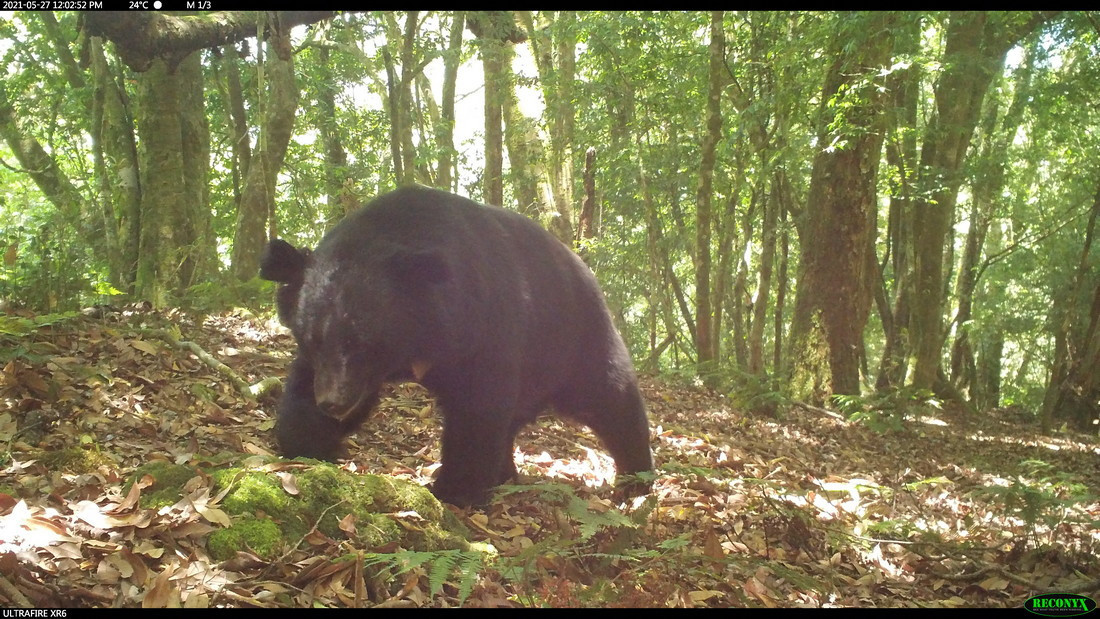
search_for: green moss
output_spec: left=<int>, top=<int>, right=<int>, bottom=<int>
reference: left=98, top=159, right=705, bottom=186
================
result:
left=275, top=461, right=468, bottom=551
left=787, top=309, right=831, bottom=404
left=37, top=446, right=114, bottom=474
left=211, top=467, right=293, bottom=516
left=125, top=461, right=203, bottom=509
left=207, top=516, right=282, bottom=561
left=124, top=458, right=474, bottom=561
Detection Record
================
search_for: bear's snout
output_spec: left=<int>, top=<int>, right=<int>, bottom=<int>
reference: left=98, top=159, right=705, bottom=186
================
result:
left=314, top=369, right=359, bottom=420
left=315, top=397, right=345, bottom=419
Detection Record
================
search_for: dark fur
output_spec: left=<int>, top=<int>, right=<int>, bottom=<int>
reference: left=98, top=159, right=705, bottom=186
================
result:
left=261, top=186, right=653, bottom=506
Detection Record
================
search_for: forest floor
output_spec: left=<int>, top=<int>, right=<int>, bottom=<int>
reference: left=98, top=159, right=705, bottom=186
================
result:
left=0, top=306, right=1097, bottom=608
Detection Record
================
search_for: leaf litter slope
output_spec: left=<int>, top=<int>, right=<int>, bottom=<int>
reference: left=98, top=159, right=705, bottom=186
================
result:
left=0, top=308, right=1096, bottom=607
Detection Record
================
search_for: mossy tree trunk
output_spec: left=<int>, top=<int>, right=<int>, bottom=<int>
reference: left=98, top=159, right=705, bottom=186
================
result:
left=134, top=58, right=187, bottom=305
left=230, top=29, right=299, bottom=281
left=693, top=11, right=724, bottom=377
left=787, top=12, right=896, bottom=402
left=468, top=12, right=525, bottom=207
left=907, top=11, right=1053, bottom=392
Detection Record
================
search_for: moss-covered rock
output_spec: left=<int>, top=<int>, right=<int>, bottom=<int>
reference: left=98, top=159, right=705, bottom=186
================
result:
left=37, top=446, right=115, bottom=475
left=207, top=516, right=283, bottom=560
left=125, top=461, right=205, bottom=509
left=125, top=457, right=474, bottom=562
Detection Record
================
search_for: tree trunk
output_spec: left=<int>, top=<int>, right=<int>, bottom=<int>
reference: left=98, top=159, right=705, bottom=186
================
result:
left=317, top=45, right=355, bottom=221
left=481, top=41, right=505, bottom=206
left=950, top=46, right=1034, bottom=396
left=909, top=11, right=1052, bottom=391
left=787, top=12, right=895, bottom=402
left=972, top=213, right=1008, bottom=410
left=437, top=12, right=464, bottom=191
left=231, top=31, right=299, bottom=281
left=694, top=11, right=724, bottom=375
left=637, top=134, right=696, bottom=349
left=876, top=14, right=921, bottom=390
left=469, top=11, right=523, bottom=206
left=178, top=51, right=212, bottom=289
left=773, top=181, right=791, bottom=373
left=90, top=36, right=141, bottom=291
left=134, top=57, right=186, bottom=305
left=549, top=10, right=576, bottom=243
left=730, top=199, right=754, bottom=369
left=976, top=328, right=1005, bottom=410
left=399, top=12, right=419, bottom=184
left=712, top=169, right=744, bottom=365
left=518, top=10, right=575, bottom=242
left=380, top=11, right=422, bottom=186
left=748, top=176, right=778, bottom=375
left=502, top=68, right=545, bottom=218
left=39, top=12, right=85, bottom=90
left=381, top=47, right=404, bottom=185
left=219, top=44, right=252, bottom=211
left=577, top=147, right=598, bottom=243
left=1040, top=181, right=1100, bottom=431
left=0, top=85, right=85, bottom=225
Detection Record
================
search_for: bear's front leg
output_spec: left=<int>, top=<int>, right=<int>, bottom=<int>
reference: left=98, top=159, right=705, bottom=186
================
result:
left=430, top=406, right=515, bottom=507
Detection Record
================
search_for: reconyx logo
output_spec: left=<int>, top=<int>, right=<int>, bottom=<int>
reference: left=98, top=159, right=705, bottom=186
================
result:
left=1025, top=594, right=1097, bottom=617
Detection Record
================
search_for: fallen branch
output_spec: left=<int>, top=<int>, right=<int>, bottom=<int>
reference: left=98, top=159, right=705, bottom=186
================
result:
left=793, top=400, right=847, bottom=421
left=0, top=573, right=32, bottom=607
left=139, top=328, right=282, bottom=399
left=1045, top=577, right=1100, bottom=596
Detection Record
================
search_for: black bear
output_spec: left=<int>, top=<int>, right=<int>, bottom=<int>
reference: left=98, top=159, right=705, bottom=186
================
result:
left=260, top=185, right=654, bottom=506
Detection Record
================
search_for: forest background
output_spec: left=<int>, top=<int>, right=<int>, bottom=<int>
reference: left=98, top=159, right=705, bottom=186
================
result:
left=0, top=10, right=1098, bottom=608
left=2, top=11, right=1098, bottom=430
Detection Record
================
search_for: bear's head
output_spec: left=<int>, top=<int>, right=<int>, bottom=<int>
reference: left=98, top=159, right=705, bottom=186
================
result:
left=260, top=238, right=449, bottom=424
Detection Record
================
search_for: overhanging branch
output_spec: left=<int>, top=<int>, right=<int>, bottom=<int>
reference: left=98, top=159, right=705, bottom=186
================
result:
left=83, top=11, right=336, bottom=71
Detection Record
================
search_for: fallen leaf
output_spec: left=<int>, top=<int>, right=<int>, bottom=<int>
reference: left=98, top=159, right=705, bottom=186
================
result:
left=276, top=471, right=299, bottom=495
left=130, top=340, right=159, bottom=356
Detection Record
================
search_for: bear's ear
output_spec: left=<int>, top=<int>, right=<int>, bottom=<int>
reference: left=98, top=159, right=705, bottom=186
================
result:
left=386, top=249, right=450, bottom=286
left=260, top=239, right=310, bottom=283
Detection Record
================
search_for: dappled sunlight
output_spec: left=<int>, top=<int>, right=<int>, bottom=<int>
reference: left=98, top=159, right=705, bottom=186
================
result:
left=964, top=429, right=1100, bottom=456
left=521, top=446, right=617, bottom=489
left=0, top=493, right=74, bottom=555
left=916, top=415, right=949, bottom=427
left=202, top=312, right=291, bottom=352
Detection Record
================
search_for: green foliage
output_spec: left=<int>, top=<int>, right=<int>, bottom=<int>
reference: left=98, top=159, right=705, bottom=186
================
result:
left=0, top=311, right=79, bottom=336
left=726, top=370, right=791, bottom=418
left=362, top=549, right=487, bottom=603
left=864, top=518, right=925, bottom=542
left=183, top=276, right=275, bottom=314
left=495, top=482, right=644, bottom=542
left=489, top=482, right=661, bottom=606
left=0, top=208, right=111, bottom=311
left=969, top=459, right=1099, bottom=546
left=831, top=387, right=938, bottom=433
